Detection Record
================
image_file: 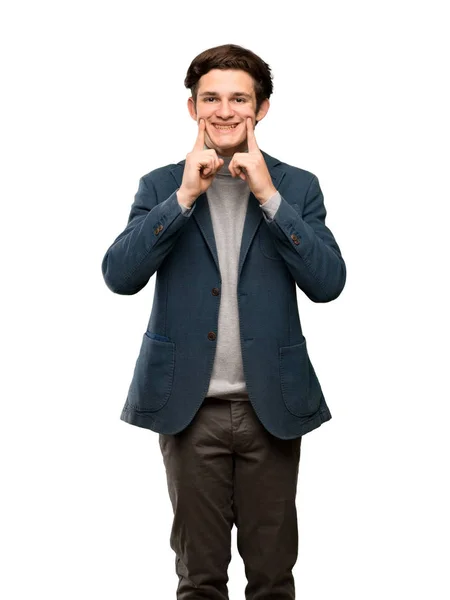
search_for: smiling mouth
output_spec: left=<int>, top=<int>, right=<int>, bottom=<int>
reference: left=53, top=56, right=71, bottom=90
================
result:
left=212, top=123, right=239, bottom=131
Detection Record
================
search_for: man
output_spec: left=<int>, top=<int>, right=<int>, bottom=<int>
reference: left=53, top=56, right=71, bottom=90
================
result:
left=102, top=44, right=346, bottom=600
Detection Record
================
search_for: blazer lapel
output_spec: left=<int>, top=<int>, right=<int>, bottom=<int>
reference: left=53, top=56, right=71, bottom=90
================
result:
left=170, top=149, right=285, bottom=279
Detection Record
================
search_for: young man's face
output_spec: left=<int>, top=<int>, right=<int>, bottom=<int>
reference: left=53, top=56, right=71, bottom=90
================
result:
left=187, top=68, right=270, bottom=157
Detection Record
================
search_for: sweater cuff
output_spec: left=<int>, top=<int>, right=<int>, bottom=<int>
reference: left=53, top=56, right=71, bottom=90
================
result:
left=177, top=190, right=196, bottom=217
left=259, top=190, right=281, bottom=222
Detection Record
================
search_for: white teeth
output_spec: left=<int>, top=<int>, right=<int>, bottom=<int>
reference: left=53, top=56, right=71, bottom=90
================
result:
left=214, top=124, right=238, bottom=130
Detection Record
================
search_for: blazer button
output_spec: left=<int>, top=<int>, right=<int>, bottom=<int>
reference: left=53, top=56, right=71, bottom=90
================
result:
left=212, top=287, right=220, bottom=296
left=207, top=331, right=216, bottom=341
left=154, top=224, right=164, bottom=235
left=290, top=233, right=300, bottom=245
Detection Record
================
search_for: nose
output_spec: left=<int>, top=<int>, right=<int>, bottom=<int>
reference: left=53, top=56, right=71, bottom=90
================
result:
left=215, top=99, right=234, bottom=119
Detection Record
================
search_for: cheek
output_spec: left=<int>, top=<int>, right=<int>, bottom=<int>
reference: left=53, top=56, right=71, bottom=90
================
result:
left=236, top=108, right=256, bottom=126
left=238, top=105, right=255, bottom=115
left=198, top=106, right=215, bottom=117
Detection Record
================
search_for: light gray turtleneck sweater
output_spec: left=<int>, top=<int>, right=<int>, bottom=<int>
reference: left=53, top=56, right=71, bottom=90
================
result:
left=176, top=145, right=281, bottom=401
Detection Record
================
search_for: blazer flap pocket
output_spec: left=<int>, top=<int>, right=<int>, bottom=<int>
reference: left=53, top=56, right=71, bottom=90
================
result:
left=279, top=338, right=322, bottom=417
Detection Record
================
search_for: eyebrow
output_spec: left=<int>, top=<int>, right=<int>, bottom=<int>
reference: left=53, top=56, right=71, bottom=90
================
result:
left=198, top=91, right=253, bottom=99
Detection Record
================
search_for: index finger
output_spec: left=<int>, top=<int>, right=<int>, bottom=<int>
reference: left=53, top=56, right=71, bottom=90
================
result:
left=246, top=117, right=259, bottom=152
left=193, top=118, right=206, bottom=152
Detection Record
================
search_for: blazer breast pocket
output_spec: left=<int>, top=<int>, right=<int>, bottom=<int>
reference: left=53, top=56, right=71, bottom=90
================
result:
left=126, top=331, right=175, bottom=412
left=279, top=338, right=323, bottom=417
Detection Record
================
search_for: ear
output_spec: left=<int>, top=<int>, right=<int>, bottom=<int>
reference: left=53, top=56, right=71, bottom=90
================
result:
left=187, top=96, right=197, bottom=121
left=255, top=98, right=270, bottom=124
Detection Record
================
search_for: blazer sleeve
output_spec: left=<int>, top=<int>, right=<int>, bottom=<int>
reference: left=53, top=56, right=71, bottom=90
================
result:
left=101, top=176, right=196, bottom=295
left=264, top=175, right=346, bottom=302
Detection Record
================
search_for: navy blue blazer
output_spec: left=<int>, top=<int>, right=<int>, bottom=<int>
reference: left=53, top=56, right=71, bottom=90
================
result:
left=101, top=150, right=346, bottom=439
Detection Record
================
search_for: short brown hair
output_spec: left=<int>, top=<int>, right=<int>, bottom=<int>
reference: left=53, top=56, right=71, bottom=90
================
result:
left=184, top=44, right=274, bottom=120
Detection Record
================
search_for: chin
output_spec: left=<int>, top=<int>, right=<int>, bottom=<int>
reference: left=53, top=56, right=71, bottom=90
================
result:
left=215, top=137, right=245, bottom=147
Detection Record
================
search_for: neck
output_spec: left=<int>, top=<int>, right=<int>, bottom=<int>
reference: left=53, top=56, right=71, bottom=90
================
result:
left=203, top=142, right=249, bottom=158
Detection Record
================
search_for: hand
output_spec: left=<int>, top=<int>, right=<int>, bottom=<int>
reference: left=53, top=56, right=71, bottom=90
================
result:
left=228, top=117, right=277, bottom=204
left=178, top=118, right=224, bottom=206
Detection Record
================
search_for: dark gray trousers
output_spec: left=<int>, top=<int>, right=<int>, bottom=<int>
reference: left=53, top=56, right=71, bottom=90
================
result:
left=158, top=397, right=302, bottom=599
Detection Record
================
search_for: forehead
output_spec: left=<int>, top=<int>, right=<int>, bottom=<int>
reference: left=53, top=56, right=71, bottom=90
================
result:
left=197, top=69, right=255, bottom=96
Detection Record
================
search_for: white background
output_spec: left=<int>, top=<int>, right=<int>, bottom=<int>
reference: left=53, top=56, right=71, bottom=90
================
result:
left=1, top=0, right=449, bottom=598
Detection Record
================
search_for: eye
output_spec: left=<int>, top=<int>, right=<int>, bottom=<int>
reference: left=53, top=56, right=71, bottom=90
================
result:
left=204, top=97, right=246, bottom=102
